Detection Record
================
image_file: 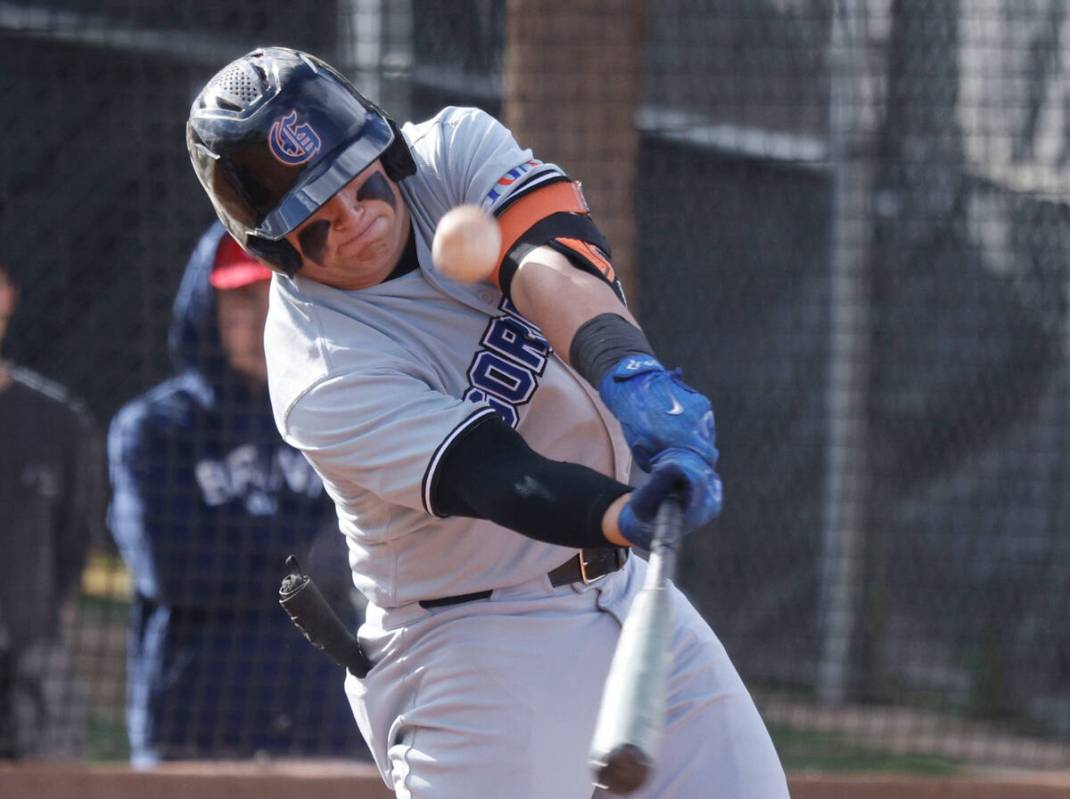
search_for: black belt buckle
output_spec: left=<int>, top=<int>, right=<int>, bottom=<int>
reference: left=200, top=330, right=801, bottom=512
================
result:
left=578, top=548, right=624, bottom=585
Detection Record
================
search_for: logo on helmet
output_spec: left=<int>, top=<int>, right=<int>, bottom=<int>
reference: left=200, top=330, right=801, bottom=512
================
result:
left=268, top=110, right=322, bottom=166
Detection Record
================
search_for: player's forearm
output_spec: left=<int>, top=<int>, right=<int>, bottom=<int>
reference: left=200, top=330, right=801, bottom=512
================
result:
left=507, top=244, right=722, bottom=545
left=510, top=245, right=641, bottom=364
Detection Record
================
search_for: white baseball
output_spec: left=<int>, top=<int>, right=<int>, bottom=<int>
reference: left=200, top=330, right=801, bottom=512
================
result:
left=431, top=205, right=502, bottom=283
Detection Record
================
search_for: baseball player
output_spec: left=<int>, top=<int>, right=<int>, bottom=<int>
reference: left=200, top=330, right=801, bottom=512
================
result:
left=187, top=47, right=788, bottom=798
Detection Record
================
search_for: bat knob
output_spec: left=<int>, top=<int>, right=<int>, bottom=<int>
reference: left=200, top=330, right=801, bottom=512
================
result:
left=593, top=744, right=651, bottom=794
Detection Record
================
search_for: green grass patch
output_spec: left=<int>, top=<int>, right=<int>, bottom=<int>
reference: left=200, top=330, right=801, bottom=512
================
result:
left=87, top=712, right=130, bottom=762
left=770, top=723, right=961, bottom=775
left=76, top=591, right=132, bottom=619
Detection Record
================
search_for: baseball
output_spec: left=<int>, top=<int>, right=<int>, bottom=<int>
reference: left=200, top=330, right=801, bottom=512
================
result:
left=431, top=204, right=501, bottom=283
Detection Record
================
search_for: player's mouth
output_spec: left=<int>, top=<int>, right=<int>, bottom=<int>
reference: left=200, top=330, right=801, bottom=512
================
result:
left=338, top=215, right=388, bottom=257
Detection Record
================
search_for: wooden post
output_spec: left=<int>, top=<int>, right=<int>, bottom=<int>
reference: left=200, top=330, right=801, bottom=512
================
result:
left=502, top=0, right=644, bottom=305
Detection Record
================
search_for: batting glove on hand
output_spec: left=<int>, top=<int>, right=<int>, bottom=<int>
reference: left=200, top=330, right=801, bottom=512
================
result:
left=598, top=356, right=719, bottom=472
left=617, top=449, right=723, bottom=550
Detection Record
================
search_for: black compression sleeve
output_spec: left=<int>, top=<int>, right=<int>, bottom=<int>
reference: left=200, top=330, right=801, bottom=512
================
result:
left=432, top=414, right=632, bottom=549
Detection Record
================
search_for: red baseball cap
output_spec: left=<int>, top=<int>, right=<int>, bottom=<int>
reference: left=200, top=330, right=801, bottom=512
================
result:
left=210, top=234, right=273, bottom=290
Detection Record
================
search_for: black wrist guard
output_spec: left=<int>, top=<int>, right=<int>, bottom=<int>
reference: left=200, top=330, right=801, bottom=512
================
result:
left=569, top=313, right=656, bottom=388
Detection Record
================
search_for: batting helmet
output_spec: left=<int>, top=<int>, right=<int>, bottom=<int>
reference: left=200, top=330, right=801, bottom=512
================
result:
left=187, top=47, right=416, bottom=276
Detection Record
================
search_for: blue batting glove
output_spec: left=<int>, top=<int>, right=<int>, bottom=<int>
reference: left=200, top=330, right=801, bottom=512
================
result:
left=598, top=356, right=718, bottom=472
left=617, top=449, right=723, bottom=550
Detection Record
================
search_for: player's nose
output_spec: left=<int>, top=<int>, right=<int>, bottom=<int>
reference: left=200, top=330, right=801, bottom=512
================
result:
left=325, top=193, right=365, bottom=230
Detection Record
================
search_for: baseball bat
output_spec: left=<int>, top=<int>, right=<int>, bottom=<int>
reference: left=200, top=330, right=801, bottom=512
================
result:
left=589, top=496, right=684, bottom=794
left=279, top=555, right=372, bottom=677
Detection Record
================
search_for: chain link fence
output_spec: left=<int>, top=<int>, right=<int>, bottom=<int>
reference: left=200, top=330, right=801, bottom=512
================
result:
left=1, top=0, right=1067, bottom=772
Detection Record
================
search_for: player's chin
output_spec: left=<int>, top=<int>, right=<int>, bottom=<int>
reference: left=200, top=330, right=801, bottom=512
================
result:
left=350, top=238, right=394, bottom=268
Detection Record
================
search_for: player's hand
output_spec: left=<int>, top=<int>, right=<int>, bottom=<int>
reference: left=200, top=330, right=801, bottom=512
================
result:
left=616, top=449, right=723, bottom=550
left=598, top=356, right=718, bottom=472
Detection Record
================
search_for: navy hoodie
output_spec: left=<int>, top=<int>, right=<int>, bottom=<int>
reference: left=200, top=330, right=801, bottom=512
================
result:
left=108, top=223, right=364, bottom=764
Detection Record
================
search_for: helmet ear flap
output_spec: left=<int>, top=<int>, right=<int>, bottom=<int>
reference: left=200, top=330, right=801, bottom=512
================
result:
left=244, top=235, right=304, bottom=277
left=381, top=118, right=416, bottom=182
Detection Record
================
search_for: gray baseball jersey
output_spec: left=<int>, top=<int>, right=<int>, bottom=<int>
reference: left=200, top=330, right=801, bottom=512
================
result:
left=266, top=106, right=630, bottom=608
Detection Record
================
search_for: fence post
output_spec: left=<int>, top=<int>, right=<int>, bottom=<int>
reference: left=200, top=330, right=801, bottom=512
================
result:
left=817, top=0, right=877, bottom=706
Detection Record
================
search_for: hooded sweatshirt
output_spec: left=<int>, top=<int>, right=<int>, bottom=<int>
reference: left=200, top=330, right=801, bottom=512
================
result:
left=108, top=223, right=364, bottom=764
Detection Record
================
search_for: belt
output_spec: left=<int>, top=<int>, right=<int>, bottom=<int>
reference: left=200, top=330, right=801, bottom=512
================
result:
left=419, top=547, right=629, bottom=610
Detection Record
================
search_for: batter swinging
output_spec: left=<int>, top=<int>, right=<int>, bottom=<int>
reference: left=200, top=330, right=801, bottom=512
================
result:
left=187, top=47, right=788, bottom=799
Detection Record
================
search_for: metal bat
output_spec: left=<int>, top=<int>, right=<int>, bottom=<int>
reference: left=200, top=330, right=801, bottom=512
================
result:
left=589, top=496, right=684, bottom=794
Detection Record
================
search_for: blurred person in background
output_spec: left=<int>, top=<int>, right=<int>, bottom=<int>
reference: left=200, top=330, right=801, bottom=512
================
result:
left=107, top=223, right=365, bottom=766
left=0, top=259, right=106, bottom=759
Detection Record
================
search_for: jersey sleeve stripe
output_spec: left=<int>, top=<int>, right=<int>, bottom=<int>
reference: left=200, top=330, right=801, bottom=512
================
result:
left=490, top=169, right=568, bottom=213
left=481, top=160, right=566, bottom=208
left=421, top=406, right=501, bottom=517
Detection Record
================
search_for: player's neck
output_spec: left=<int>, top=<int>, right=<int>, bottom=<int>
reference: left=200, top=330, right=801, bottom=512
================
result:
left=382, top=223, right=419, bottom=282
left=381, top=208, right=413, bottom=283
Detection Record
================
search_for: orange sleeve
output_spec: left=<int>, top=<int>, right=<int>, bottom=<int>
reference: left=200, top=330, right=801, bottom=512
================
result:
left=490, top=181, right=592, bottom=286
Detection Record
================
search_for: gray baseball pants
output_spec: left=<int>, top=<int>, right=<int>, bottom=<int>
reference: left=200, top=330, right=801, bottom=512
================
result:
left=345, top=556, right=789, bottom=798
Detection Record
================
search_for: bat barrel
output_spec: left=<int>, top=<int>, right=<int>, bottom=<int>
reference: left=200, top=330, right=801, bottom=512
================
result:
left=589, top=496, right=685, bottom=794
